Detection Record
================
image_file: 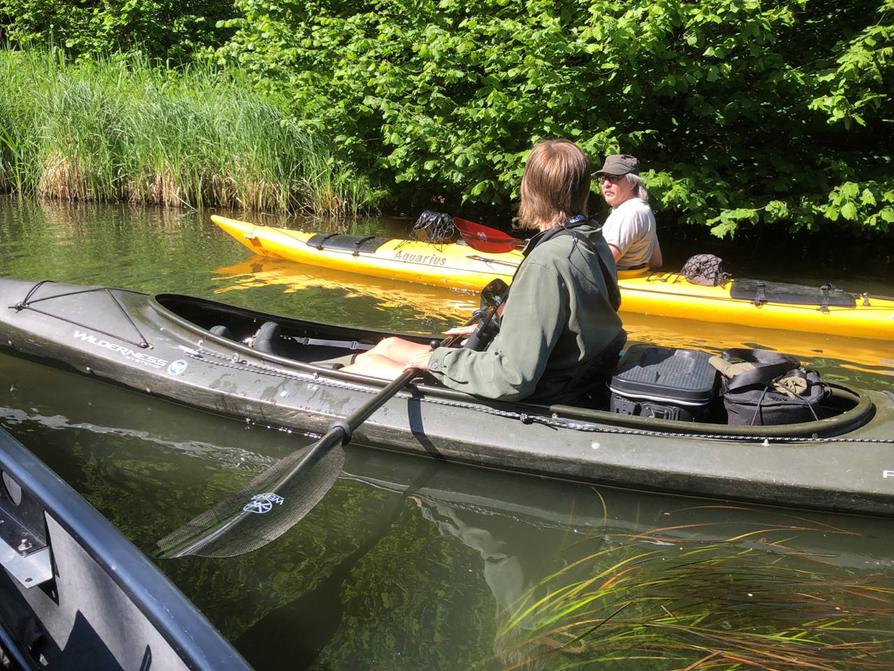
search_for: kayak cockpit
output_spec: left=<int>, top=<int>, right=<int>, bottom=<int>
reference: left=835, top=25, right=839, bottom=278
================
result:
left=152, top=294, right=877, bottom=440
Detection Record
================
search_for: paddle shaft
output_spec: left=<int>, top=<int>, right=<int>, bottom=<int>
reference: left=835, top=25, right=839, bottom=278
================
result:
left=293, top=366, right=423, bottom=472
left=166, top=366, right=428, bottom=557
left=157, top=284, right=504, bottom=559
left=217, top=335, right=469, bottom=525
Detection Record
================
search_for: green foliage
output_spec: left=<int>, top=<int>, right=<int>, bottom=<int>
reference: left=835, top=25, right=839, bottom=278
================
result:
left=3, top=0, right=892, bottom=233
left=0, top=0, right=236, bottom=62
left=809, top=0, right=894, bottom=129
left=217, top=0, right=894, bottom=234
left=0, top=49, right=381, bottom=216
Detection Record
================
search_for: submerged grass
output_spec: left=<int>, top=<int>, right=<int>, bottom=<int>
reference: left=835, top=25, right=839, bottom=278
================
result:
left=0, top=48, right=381, bottom=217
left=495, top=507, right=894, bottom=671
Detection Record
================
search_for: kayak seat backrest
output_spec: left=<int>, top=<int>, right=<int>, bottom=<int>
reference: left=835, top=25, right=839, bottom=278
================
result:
left=252, top=321, right=283, bottom=355
left=305, top=233, right=390, bottom=256
left=209, top=325, right=234, bottom=340
left=730, top=279, right=855, bottom=308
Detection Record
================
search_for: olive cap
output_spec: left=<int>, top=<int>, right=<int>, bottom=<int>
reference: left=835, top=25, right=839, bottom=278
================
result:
left=596, top=154, right=639, bottom=176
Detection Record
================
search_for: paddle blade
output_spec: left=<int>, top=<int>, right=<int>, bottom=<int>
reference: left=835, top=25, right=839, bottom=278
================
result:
left=156, top=442, right=345, bottom=559
left=453, top=217, right=521, bottom=253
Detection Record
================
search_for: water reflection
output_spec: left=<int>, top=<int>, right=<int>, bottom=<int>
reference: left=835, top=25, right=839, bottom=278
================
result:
left=212, top=256, right=478, bottom=332
left=1, top=199, right=892, bottom=385
left=0, top=352, right=891, bottom=670
left=2, top=200, right=894, bottom=670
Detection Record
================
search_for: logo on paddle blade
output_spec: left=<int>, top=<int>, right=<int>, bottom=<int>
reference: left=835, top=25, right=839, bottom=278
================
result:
left=242, top=493, right=285, bottom=514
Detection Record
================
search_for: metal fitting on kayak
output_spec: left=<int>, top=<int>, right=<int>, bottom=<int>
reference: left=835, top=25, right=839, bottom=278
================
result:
left=328, top=419, right=352, bottom=444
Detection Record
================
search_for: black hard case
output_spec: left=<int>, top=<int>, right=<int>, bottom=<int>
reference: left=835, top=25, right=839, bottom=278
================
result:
left=609, top=346, right=718, bottom=421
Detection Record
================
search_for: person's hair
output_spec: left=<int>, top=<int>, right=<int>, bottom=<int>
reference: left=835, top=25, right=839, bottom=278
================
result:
left=626, top=173, right=649, bottom=203
left=518, top=139, right=591, bottom=230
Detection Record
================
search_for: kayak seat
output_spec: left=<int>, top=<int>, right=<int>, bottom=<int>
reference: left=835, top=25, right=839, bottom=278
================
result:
left=209, top=325, right=234, bottom=340
left=251, top=321, right=283, bottom=355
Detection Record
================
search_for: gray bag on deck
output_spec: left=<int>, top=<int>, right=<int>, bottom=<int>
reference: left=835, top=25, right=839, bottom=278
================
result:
left=681, top=254, right=730, bottom=286
left=714, top=349, right=829, bottom=426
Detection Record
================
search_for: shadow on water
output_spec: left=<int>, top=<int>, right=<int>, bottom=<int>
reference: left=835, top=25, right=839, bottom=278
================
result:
left=0, top=352, right=892, bottom=670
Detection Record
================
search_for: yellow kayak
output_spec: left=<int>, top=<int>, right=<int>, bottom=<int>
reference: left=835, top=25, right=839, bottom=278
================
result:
left=212, top=215, right=894, bottom=340
left=212, top=215, right=521, bottom=291
left=212, top=256, right=894, bottom=375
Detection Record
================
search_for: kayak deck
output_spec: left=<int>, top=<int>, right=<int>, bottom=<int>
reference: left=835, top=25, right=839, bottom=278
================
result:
left=211, top=215, right=894, bottom=340
left=1, top=277, right=893, bottom=515
left=619, top=272, right=894, bottom=340
left=212, top=214, right=523, bottom=291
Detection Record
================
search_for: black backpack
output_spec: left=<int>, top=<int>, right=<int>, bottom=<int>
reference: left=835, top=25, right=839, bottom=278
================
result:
left=717, top=349, right=829, bottom=425
left=412, top=210, right=457, bottom=244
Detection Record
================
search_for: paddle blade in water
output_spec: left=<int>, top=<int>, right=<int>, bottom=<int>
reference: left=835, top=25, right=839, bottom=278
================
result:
left=453, top=217, right=521, bottom=253
left=156, top=442, right=345, bottom=559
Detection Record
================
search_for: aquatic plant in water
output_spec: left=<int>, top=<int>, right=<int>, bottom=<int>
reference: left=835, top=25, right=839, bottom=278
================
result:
left=495, top=505, right=894, bottom=670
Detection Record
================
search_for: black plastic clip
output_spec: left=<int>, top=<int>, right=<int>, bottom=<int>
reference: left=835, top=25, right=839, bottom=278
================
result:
left=313, top=232, right=339, bottom=250
left=328, top=419, right=352, bottom=444
left=819, top=284, right=831, bottom=313
left=351, top=235, right=376, bottom=256
left=753, top=281, right=767, bottom=307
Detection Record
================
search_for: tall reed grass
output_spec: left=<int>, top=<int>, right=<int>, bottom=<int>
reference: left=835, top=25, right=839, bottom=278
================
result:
left=495, top=508, right=894, bottom=670
left=0, top=49, right=381, bottom=217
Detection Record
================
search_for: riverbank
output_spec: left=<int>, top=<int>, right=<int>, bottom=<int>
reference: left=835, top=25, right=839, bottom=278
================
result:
left=0, top=49, right=382, bottom=217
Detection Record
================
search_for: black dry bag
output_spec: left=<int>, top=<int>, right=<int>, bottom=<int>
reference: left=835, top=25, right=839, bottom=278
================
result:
left=412, top=210, right=457, bottom=244
left=717, top=349, right=829, bottom=426
left=680, top=254, right=730, bottom=286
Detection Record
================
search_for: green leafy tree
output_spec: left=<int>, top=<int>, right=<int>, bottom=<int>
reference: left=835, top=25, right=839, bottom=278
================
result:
left=218, top=0, right=893, bottom=234
left=1, top=0, right=236, bottom=61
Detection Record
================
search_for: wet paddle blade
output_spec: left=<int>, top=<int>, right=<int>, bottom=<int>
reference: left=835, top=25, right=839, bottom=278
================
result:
left=156, top=441, right=345, bottom=559
left=453, top=217, right=521, bottom=254
left=156, top=285, right=506, bottom=561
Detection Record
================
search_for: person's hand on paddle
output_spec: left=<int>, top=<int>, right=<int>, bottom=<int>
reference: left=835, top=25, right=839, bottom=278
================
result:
left=445, top=301, right=505, bottom=337
left=404, top=349, right=432, bottom=372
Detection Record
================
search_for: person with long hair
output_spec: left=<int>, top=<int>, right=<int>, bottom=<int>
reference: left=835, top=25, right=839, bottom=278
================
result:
left=343, top=139, right=626, bottom=403
left=596, top=153, right=663, bottom=269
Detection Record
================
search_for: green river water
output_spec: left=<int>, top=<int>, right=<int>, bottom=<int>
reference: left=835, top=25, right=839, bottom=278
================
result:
left=1, top=198, right=893, bottom=670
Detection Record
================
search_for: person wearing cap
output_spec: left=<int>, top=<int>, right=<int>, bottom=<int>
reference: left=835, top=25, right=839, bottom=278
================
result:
left=596, top=154, right=662, bottom=270
left=343, top=139, right=626, bottom=403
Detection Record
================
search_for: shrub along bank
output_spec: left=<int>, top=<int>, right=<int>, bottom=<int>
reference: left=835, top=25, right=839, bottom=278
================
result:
left=0, top=0, right=235, bottom=63
left=217, top=0, right=894, bottom=235
left=2, top=0, right=892, bottom=234
left=0, top=49, right=381, bottom=217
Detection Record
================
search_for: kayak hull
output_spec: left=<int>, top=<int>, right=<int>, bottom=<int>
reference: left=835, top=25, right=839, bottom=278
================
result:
left=0, top=278, right=893, bottom=516
left=0, top=426, right=250, bottom=670
left=211, top=215, right=894, bottom=340
left=212, top=214, right=523, bottom=291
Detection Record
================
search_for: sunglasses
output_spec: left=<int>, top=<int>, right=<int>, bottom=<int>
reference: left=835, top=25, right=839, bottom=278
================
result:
left=598, top=174, right=625, bottom=184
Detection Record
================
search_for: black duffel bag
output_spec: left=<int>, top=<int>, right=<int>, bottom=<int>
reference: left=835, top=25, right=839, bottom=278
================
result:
left=713, top=349, right=830, bottom=426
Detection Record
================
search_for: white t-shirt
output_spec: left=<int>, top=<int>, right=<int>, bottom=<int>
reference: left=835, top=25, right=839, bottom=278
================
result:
left=602, top=198, right=658, bottom=269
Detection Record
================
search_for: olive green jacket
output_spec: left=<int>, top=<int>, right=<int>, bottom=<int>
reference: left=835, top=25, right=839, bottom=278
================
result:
left=427, top=223, right=624, bottom=402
